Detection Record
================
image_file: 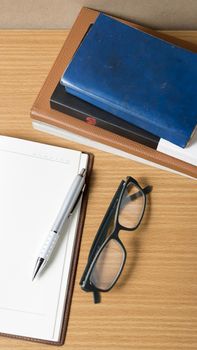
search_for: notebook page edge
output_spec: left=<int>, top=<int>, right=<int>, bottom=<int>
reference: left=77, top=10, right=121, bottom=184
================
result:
left=52, top=152, right=88, bottom=341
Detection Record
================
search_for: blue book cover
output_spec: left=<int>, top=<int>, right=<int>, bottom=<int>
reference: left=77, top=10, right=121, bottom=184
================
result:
left=61, top=13, right=197, bottom=148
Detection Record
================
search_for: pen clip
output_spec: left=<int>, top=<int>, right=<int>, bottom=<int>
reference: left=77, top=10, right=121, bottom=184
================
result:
left=69, top=184, right=86, bottom=217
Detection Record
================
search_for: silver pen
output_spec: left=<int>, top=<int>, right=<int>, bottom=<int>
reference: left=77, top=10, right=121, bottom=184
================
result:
left=32, top=168, right=86, bottom=280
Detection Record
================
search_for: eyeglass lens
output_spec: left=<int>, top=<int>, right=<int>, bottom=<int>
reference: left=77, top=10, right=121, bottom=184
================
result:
left=90, top=238, right=125, bottom=290
left=89, top=181, right=145, bottom=291
left=118, top=182, right=145, bottom=229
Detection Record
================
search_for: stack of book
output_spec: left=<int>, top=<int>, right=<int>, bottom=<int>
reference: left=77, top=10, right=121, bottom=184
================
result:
left=31, top=7, right=197, bottom=178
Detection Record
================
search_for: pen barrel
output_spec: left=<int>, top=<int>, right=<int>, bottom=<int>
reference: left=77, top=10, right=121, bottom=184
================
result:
left=39, top=230, right=59, bottom=261
left=52, top=173, right=85, bottom=233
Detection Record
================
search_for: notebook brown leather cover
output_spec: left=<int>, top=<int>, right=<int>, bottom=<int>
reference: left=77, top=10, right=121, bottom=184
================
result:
left=31, top=7, right=197, bottom=178
left=0, top=152, right=93, bottom=346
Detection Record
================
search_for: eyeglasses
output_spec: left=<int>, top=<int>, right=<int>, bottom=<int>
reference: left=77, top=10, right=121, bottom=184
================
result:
left=80, top=176, right=152, bottom=303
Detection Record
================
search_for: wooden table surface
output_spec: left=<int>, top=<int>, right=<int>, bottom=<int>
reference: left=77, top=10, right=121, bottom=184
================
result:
left=0, top=29, right=197, bottom=350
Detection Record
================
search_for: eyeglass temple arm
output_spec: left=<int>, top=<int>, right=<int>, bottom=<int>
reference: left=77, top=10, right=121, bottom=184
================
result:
left=122, top=185, right=152, bottom=207
left=79, top=181, right=124, bottom=286
left=88, top=181, right=124, bottom=258
left=141, top=185, right=152, bottom=195
left=79, top=205, right=117, bottom=286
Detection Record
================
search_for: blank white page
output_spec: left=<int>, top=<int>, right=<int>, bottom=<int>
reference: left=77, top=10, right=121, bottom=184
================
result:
left=0, top=136, right=88, bottom=342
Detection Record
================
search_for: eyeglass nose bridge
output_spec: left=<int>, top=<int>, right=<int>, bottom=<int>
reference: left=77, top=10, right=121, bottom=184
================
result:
left=110, top=226, right=127, bottom=260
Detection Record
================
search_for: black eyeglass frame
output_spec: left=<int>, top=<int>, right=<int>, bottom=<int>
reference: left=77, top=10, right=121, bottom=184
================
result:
left=80, top=176, right=149, bottom=300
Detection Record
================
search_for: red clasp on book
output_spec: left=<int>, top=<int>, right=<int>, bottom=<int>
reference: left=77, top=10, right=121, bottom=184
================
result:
left=86, top=117, right=96, bottom=125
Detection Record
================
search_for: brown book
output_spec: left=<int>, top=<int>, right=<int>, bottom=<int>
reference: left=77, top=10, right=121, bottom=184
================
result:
left=31, top=7, right=197, bottom=178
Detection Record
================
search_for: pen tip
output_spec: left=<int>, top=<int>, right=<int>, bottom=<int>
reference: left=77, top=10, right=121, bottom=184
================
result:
left=32, top=269, right=38, bottom=281
left=32, top=257, right=45, bottom=281
left=32, top=273, right=36, bottom=281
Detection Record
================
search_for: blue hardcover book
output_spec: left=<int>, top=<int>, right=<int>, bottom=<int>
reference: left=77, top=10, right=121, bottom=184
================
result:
left=61, top=13, right=197, bottom=148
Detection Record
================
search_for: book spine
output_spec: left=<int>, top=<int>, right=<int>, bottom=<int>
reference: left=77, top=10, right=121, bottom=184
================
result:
left=50, top=100, right=159, bottom=149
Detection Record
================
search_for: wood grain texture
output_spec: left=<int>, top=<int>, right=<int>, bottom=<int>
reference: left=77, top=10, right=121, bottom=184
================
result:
left=0, top=29, right=197, bottom=350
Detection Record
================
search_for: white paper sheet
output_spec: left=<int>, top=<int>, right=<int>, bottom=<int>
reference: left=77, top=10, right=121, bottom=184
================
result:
left=0, top=136, right=88, bottom=341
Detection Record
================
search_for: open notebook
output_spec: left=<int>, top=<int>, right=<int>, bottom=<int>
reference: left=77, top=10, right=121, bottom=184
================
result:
left=0, top=136, right=92, bottom=345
